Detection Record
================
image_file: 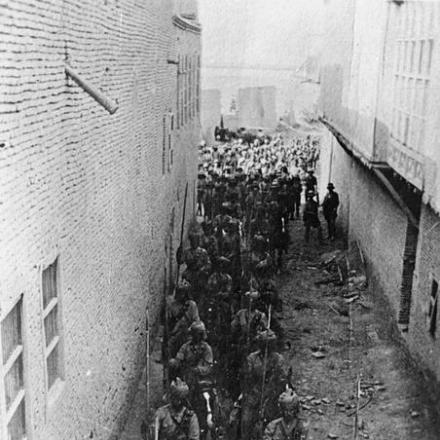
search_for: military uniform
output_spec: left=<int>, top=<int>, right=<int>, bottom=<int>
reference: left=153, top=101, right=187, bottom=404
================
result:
left=155, top=378, right=200, bottom=440
left=181, top=246, right=211, bottom=301
left=174, top=339, right=214, bottom=396
left=155, top=404, right=200, bottom=440
left=303, top=197, right=323, bottom=243
left=241, top=348, right=288, bottom=440
left=168, top=298, right=200, bottom=358
left=263, top=418, right=307, bottom=440
left=263, top=389, right=307, bottom=440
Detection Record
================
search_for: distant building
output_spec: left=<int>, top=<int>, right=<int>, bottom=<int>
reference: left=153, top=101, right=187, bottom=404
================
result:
left=0, top=1, right=200, bottom=439
left=238, top=86, right=277, bottom=130
left=319, top=0, right=440, bottom=383
left=201, top=89, right=221, bottom=144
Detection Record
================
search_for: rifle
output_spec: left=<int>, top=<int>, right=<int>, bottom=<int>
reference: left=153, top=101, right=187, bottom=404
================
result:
left=141, top=307, right=152, bottom=440
left=258, top=304, right=272, bottom=424
left=164, top=182, right=189, bottom=389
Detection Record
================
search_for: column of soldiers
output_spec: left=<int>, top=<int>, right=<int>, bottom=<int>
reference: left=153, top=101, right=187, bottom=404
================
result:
left=152, top=134, right=339, bottom=440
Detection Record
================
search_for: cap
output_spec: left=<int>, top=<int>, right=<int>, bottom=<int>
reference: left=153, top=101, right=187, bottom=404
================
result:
left=327, top=182, right=335, bottom=189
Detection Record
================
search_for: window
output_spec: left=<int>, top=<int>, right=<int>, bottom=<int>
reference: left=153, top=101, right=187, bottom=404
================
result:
left=1, top=298, right=26, bottom=440
left=429, top=279, right=438, bottom=338
left=162, top=114, right=167, bottom=175
left=184, top=56, right=188, bottom=125
left=176, top=55, right=181, bottom=129
left=42, top=258, right=63, bottom=391
left=196, top=55, right=201, bottom=114
left=391, top=1, right=437, bottom=152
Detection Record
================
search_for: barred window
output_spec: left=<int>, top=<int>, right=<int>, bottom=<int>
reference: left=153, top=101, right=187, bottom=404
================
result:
left=391, top=1, right=437, bottom=152
left=196, top=55, right=201, bottom=114
left=1, top=297, right=26, bottom=440
left=429, top=279, right=438, bottom=338
left=42, top=258, right=63, bottom=391
left=162, top=114, right=167, bottom=175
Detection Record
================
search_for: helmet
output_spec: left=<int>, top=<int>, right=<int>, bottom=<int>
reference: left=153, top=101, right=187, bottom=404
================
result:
left=327, top=182, right=335, bottom=190
left=278, top=389, right=300, bottom=410
left=256, top=329, right=277, bottom=343
left=170, top=377, right=190, bottom=399
left=217, top=256, right=231, bottom=270
left=176, top=279, right=191, bottom=294
left=189, top=320, right=206, bottom=334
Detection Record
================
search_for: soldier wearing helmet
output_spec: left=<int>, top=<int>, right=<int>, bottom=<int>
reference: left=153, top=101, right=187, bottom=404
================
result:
left=168, top=281, right=200, bottom=358
left=241, top=329, right=288, bottom=440
left=154, top=378, right=200, bottom=440
left=179, top=231, right=211, bottom=302
left=263, top=390, right=307, bottom=440
left=170, top=321, right=214, bottom=398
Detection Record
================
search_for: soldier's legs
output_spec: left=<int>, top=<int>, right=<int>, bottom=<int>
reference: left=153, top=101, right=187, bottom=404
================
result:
left=329, top=217, right=336, bottom=240
left=294, top=194, right=301, bottom=217
left=305, top=224, right=310, bottom=242
left=241, top=401, right=259, bottom=440
left=317, top=224, right=324, bottom=243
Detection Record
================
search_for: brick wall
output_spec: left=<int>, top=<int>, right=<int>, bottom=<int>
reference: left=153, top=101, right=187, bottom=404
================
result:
left=408, top=204, right=440, bottom=381
left=0, top=1, right=200, bottom=439
left=319, top=130, right=407, bottom=321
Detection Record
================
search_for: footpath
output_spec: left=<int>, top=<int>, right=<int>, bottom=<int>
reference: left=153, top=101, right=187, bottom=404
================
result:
left=280, top=218, right=440, bottom=440
left=120, top=215, right=440, bottom=440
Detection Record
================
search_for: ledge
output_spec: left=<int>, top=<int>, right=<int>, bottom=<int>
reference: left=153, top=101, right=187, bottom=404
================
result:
left=319, top=116, right=378, bottom=168
left=172, top=14, right=202, bottom=34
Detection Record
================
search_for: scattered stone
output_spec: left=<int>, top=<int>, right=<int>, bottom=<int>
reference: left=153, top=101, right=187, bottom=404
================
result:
left=312, top=399, right=321, bottom=405
left=322, top=397, right=331, bottom=404
left=410, top=411, right=420, bottom=418
left=328, top=433, right=339, bottom=439
left=336, top=400, right=345, bottom=407
left=311, top=351, right=326, bottom=359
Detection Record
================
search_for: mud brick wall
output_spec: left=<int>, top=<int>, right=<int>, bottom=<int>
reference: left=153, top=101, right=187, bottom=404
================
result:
left=319, top=131, right=407, bottom=321
left=409, top=204, right=440, bottom=381
left=0, top=1, right=200, bottom=439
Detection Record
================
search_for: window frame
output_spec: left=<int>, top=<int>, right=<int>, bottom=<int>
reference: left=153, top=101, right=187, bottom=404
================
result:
left=390, top=1, right=436, bottom=152
left=41, top=257, right=65, bottom=409
left=0, top=295, right=27, bottom=440
left=428, top=277, right=438, bottom=339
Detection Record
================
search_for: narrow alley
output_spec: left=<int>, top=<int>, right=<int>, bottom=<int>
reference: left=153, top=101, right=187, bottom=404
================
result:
left=3, top=1, right=440, bottom=440
left=121, top=172, right=440, bottom=439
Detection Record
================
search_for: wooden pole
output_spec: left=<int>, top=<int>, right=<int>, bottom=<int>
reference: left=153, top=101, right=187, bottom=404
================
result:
left=65, top=64, right=119, bottom=115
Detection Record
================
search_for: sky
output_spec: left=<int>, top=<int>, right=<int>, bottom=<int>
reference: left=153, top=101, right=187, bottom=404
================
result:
left=198, top=0, right=326, bottom=113
left=199, top=0, right=326, bottom=68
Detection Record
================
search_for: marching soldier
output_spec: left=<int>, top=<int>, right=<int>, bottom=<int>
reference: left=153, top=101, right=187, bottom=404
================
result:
left=201, top=220, right=218, bottom=268
left=241, top=330, right=288, bottom=440
left=168, top=281, right=200, bottom=358
left=179, top=232, right=211, bottom=302
left=154, top=378, right=200, bottom=440
left=207, top=256, right=233, bottom=299
left=303, top=191, right=323, bottom=244
left=170, top=321, right=214, bottom=402
left=290, top=172, right=302, bottom=219
left=263, top=390, right=307, bottom=440
left=304, top=169, right=317, bottom=194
